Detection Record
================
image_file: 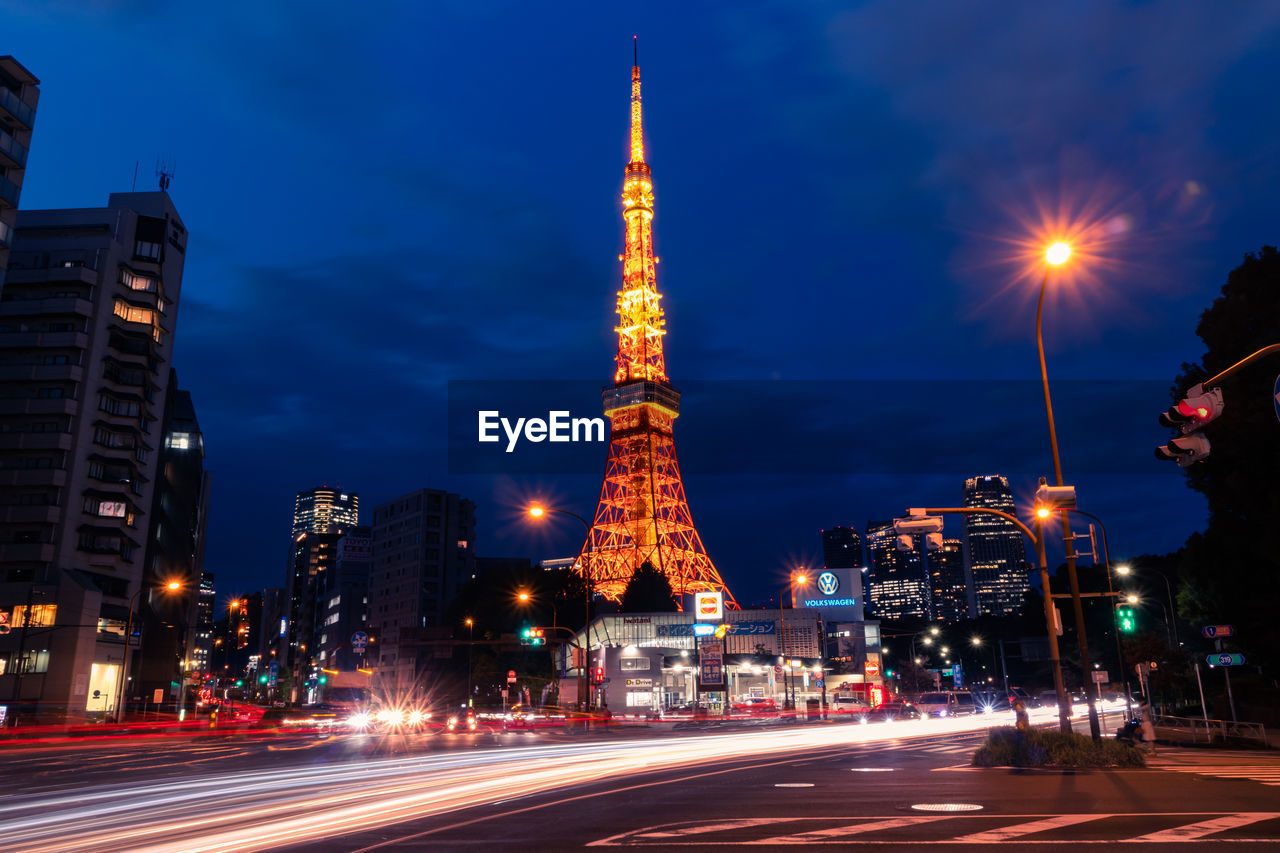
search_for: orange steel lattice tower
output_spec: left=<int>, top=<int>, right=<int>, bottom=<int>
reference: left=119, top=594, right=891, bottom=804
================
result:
left=579, top=50, right=737, bottom=608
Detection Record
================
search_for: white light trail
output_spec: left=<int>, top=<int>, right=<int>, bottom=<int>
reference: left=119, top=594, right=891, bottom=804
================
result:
left=0, top=709, right=1101, bottom=853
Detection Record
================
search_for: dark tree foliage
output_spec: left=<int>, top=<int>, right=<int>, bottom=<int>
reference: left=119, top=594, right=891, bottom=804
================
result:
left=1171, top=246, right=1280, bottom=672
left=620, top=561, right=678, bottom=612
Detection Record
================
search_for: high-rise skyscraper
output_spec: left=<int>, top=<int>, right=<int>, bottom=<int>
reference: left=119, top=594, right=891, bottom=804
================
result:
left=0, top=57, right=39, bottom=289
left=313, top=526, right=371, bottom=675
left=961, top=475, right=1030, bottom=617
left=864, top=520, right=930, bottom=620
left=368, top=489, right=475, bottom=693
left=822, top=526, right=863, bottom=569
left=292, top=487, right=358, bottom=537
left=927, top=537, right=969, bottom=623
left=0, top=191, right=188, bottom=718
left=580, top=52, right=734, bottom=606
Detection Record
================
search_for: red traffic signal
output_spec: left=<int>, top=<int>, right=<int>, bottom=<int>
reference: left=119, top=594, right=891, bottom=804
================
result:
left=592, top=666, right=605, bottom=684
left=1156, top=384, right=1222, bottom=466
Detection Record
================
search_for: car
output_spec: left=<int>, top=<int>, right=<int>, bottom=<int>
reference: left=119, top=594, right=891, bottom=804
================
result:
left=830, top=694, right=873, bottom=715
left=863, top=702, right=921, bottom=722
left=914, top=691, right=977, bottom=718
left=731, top=697, right=779, bottom=716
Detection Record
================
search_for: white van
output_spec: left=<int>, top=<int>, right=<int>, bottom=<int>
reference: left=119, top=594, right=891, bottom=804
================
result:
left=915, top=691, right=977, bottom=718
left=831, top=694, right=872, bottom=715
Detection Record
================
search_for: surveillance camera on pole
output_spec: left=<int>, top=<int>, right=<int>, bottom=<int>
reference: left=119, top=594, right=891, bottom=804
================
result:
left=923, top=532, right=943, bottom=551
left=1156, top=383, right=1223, bottom=466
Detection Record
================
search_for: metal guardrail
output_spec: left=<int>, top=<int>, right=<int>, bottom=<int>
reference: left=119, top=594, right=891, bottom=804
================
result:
left=1152, top=714, right=1268, bottom=746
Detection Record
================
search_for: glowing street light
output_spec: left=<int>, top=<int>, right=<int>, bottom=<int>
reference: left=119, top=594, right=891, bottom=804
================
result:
left=1045, top=242, right=1072, bottom=265
left=929, top=626, right=940, bottom=636
left=528, top=506, right=545, bottom=518
left=971, top=636, right=983, bottom=647
left=1115, top=564, right=1132, bottom=576
left=1126, top=593, right=1139, bottom=604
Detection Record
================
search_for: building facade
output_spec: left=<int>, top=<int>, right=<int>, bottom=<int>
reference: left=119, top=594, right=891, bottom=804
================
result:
left=864, top=520, right=930, bottom=620
left=313, top=526, right=371, bottom=676
left=0, top=191, right=187, bottom=719
left=821, top=526, right=863, bottom=569
left=134, top=373, right=209, bottom=707
left=927, top=537, right=969, bottom=623
left=0, top=57, right=39, bottom=289
left=291, top=487, right=358, bottom=538
left=368, top=489, right=475, bottom=693
left=961, top=475, right=1029, bottom=617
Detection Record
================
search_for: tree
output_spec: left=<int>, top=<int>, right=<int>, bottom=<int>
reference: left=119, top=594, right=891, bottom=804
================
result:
left=619, top=561, right=678, bottom=612
left=1170, top=246, right=1280, bottom=673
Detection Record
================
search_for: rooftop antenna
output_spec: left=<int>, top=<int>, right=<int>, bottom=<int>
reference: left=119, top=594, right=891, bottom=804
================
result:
left=634, top=34, right=638, bottom=66
left=155, top=157, right=175, bottom=192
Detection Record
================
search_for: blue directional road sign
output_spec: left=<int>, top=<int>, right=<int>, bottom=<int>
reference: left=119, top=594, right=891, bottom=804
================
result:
left=1207, top=653, right=1245, bottom=667
left=1202, top=625, right=1234, bottom=639
left=351, top=631, right=369, bottom=652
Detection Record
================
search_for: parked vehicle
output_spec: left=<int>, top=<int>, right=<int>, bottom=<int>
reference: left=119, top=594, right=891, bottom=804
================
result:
left=915, top=691, right=977, bottom=718
left=731, top=697, right=779, bottom=716
left=830, top=694, right=873, bottom=715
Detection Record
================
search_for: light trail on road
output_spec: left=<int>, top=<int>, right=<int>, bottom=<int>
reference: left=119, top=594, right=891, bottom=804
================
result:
left=0, top=709, right=1076, bottom=853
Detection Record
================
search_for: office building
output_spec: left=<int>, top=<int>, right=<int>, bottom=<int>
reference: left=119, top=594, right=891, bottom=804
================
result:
left=961, top=475, right=1029, bottom=617
left=821, top=526, right=863, bottom=569
left=291, top=487, right=358, bottom=537
left=927, top=537, right=969, bottom=623
left=134, top=372, right=209, bottom=704
left=189, top=571, right=215, bottom=674
left=864, top=520, right=930, bottom=620
left=0, top=57, right=39, bottom=289
left=368, top=489, right=475, bottom=693
left=0, top=191, right=187, bottom=719
left=313, top=526, right=371, bottom=676
left=284, top=529, right=341, bottom=697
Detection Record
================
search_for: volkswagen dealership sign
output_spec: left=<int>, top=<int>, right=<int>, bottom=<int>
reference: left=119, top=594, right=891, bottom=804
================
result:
left=795, top=567, right=863, bottom=623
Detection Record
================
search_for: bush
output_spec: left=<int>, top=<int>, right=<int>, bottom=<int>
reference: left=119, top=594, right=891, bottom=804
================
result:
left=972, top=726, right=1144, bottom=768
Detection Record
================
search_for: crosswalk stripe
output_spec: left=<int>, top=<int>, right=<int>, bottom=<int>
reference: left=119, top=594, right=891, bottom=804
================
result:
left=952, top=813, right=1110, bottom=842
left=1129, top=812, right=1278, bottom=842
left=749, top=817, right=946, bottom=844
left=635, top=819, right=796, bottom=839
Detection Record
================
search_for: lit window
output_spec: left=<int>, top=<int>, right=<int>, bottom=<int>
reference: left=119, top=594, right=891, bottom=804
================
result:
left=14, top=604, right=57, bottom=627
left=166, top=432, right=191, bottom=451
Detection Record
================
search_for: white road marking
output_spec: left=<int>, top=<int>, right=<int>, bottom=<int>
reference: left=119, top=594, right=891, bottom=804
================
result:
left=749, top=816, right=946, bottom=844
left=953, top=813, right=1111, bottom=842
left=1129, top=812, right=1279, bottom=842
left=634, top=819, right=793, bottom=839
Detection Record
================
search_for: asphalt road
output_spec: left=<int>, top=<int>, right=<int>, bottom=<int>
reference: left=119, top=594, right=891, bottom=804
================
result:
left=300, top=730, right=1280, bottom=851
left=4, top=711, right=1279, bottom=851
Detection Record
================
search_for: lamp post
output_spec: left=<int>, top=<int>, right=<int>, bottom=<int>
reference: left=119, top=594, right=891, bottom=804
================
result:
left=1035, top=241, right=1102, bottom=741
left=528, top=505, right=594, bottom=719
left=1116, top=564, right=1178, bottom=649
left=464, top=617, right=474, bottom=709
left=779, top=572, right=807, bottom=712
left=1059, top=508, right=1133, bottom=719
left=115, top=580, right=182, bottom=722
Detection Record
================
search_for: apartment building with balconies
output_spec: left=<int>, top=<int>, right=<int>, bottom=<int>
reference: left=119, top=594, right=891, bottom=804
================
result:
left=0, top=56, right=39, bottom=290
left=0, top=191, right=188, bottom=720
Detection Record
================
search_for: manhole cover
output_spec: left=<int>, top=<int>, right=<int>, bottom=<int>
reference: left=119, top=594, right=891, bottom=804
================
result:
left=911, top=803, right=984, bottom=812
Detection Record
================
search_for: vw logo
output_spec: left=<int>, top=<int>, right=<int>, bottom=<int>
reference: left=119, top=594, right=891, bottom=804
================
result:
left=817, top=572, right=839, bottom=596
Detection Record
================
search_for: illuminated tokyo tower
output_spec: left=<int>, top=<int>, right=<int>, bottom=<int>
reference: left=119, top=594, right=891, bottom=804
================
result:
left=580, top=44, right=737, bottom=608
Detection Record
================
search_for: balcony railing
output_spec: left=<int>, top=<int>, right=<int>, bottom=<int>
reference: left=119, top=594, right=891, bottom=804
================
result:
left=0, top=175, right=19, bottom=207
left=0, top=127, right=27, bottom=167
left=0, top=218, right=13, bottom=248
left=0, top=87, right=35, bottom=128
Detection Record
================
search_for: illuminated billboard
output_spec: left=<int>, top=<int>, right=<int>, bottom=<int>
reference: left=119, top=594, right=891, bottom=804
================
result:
left=794, top=567, right=863, bottom=623
left=693, top=591, right=723, bottom=622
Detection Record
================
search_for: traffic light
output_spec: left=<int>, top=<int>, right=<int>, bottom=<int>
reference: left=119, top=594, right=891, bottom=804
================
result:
left=258, top=674, right=268, bottom=684
left=1116, top=605, right=1136, bottom=633
left=592, top=666, right=605, bottom=684
left=234, top=679, right=243, bottom=687
left=1156, top=384, right=1223, bottom=466
left=520, top=627, right=545, bottom=647
left=318, top=675, right=328, bottom=685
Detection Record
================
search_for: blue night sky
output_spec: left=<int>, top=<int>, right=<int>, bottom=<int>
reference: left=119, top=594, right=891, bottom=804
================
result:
left=6, top=2, right=1280, bottom=606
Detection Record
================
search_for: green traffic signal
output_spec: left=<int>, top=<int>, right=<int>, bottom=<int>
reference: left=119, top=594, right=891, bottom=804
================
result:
left=259, top=674, right=268, bottom=684
left=234, top=679, right=243, bottom=687
left=319, top=675, right=328, bottom=684
left=1117, top=606, right=1136, bottom=633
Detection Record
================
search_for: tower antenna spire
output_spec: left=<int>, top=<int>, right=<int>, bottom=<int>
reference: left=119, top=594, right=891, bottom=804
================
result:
left=634, top=34, right=638, bottom=67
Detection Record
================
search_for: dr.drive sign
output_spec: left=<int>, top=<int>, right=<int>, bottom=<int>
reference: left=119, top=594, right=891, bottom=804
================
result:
left=795, top=568, right=863, bottom=622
